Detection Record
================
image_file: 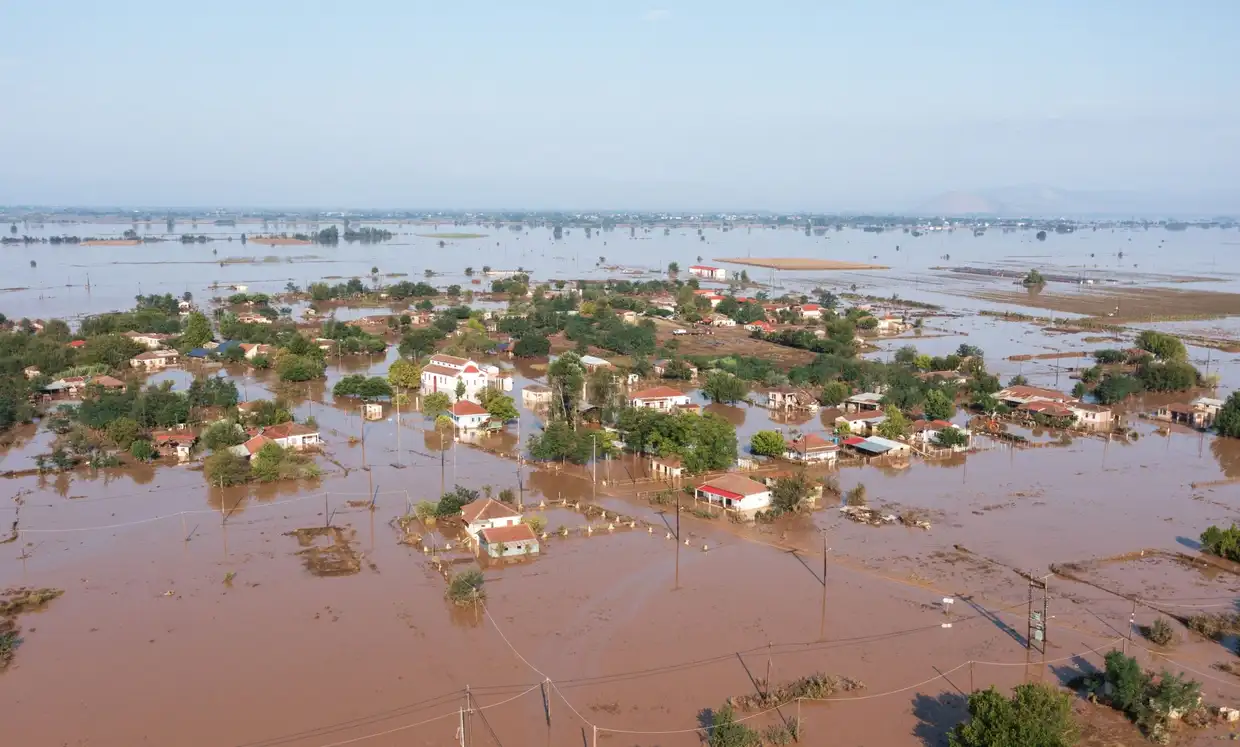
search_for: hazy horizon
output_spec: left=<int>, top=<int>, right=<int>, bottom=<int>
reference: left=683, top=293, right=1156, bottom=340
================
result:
left=2, top=1, right=1237, bottom=213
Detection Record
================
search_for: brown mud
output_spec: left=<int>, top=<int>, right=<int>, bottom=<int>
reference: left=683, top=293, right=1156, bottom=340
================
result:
left=285, top=525, right=363, bottom=576
left=966, top=286, right=1240, bottom=324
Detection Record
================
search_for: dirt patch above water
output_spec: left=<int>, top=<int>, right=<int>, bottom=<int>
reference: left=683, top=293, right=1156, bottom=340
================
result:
left=716, top=257, right=890, bottom=271
left=284, top=526, right=363, bottom=576
left=964, top=286, right=1240, bottom=324
left=1, top=587, right=64, bottom=672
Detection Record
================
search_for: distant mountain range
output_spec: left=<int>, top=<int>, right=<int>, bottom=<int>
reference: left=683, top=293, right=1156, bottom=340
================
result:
left=914, top=185, right=1240, bottom=218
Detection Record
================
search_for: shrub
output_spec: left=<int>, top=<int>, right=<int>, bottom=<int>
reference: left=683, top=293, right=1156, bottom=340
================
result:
left=845, top=484, right=867, bottom=506
left=1200, top=523, right=1240, bottom=562
left=522, top=515, right=547, bottom=534
left=204, top=451, right=251, bottom=487
left=949, top=683, right=1077, bottom=747
left=128, top=439, right=154, bottom=461
left=1143, top=618, right=1176, bottom=646
left=447, top=569, right=485, bottom=606
left=707, top=704, right=761, bottom=747
left=413, top=501, right=437, bottom=523
left=749, top=430, right=786, bottom=457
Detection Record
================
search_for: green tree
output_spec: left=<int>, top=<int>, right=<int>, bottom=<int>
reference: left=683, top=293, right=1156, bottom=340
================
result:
left=276, top=355, right=325, bottom=382
left=702, top=371, right=747, bottom=404
left=935, top=427, right=970, bottom=449
left=483, top=393, right=519, bottom=423
left=201, top=420, right=246, bottom=451
left=1200, top=523, right=1240, bottom=562
left=250, top=442, right=285, bottom=482
left=707, top=704, right=761, bottom=747
left=1022, top=269, right=1046, bottom=287
left=1093, top=375, right=1142, bottom=405
left=1216, top=392, right=1240, bottom=438
left=388, top=358, right=421, bottom=391
left=447, top=569, right=485, bottom=606
left=949, top=683, right=1078, bottom=747
left=819, top=381, right=850, bottom=407
left=129, top=439, right=155, bottom=461
left=923, top=389, right=955, bottom=421
left=105, top=416, right=140, bottom=450
left=770, top=470, right=812, bottom=514
left=204, top=451, right=251, bottom=487
left=80, top=334, right=145, bottom=368
left=894, top=345, right=918, bottom=366
left=514, top=335, right=551, bottom=357
left=750, top=430, right=786, bottom=457
left=1136, top=330, right=1187, bottom=362
left=667, top=261, right=680, bottom=274
left=180, top=311, right=214, bottom=348
left=423, top=392, right=451, bottom=419
left=398, top=328, right=441, bottom=359
left=876, top=406, right=909, bottom=439
left=454, top=379, right=467, bottom=401
left=548, top=352, right=586, bottom=423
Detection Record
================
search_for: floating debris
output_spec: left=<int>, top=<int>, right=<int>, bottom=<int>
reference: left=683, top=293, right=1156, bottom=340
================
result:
left=729, top=673, right=864, bottom=711
left=285, top=526, right=362, bottom=577
left=839, top=506, right=897, bottom=526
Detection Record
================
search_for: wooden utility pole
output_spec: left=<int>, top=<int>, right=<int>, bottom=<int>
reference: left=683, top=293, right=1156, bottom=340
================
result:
left=675, top=491, right=681, bottom=589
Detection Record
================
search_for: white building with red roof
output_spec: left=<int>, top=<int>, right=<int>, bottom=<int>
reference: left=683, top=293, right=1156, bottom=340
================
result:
left=784, top=433, right=839, bottom=463
left=420, top=353, right=489, bottom=402
left=688, top=265, right=728, bottom=281
left=460, top=498, right=523, bottom=540
left=449, top=399, right=491, bottom=430
left=695, top=474, right=772, bottom=512
left=261, top=422, right=321, bottom=449
left=629, top=386, right=692, bottom=410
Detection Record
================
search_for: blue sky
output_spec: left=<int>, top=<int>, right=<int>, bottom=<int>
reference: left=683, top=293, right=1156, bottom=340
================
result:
left=1, top=1, right=1237, bottom=211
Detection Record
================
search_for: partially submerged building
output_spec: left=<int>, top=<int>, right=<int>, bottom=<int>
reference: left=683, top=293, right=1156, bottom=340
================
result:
left=694, top=474, right=772, bottom=512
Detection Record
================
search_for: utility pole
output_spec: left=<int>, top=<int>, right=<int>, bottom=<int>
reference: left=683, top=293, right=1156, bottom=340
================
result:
left=464, top=685, right=473, bottom=746
left=674, top=491, right=681, bottom=589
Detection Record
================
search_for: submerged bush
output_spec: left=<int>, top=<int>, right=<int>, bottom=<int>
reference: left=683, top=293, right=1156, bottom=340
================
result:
left=446, top=569, right=485, bottom=606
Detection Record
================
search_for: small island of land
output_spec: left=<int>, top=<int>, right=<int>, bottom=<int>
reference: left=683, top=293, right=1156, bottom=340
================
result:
left=715, top=257, right=890, bottom=271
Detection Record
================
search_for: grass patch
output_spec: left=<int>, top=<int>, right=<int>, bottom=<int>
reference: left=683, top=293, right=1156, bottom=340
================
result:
left=729, top=673, right=863, bottom=711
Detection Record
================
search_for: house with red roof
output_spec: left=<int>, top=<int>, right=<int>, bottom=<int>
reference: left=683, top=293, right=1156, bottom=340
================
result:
left=478, top=523, right=540, bottom=558
left=695, top=474, right=772, bottom=512
left=449, top=399, right=490, bottom=430
left=230, top=434, right=276, bottom=459
left=795, top=303, right=823, bottom=319
left=744, top=321, right=774, bottom=333
left=151, top=430, right=197, bottom=461
left=629, top=386, right=692, bottom=410
left=261, top=422, right=321, bottom=449
left=419, top=353, right=489, bottom=402
left=784, top=433, right=839, bottom=463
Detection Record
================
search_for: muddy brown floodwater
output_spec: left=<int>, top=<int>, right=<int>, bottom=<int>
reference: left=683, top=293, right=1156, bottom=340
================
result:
left=3, top=221, right=1240, bottom=745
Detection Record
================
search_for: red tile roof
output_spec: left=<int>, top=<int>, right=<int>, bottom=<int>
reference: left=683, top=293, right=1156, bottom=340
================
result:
left=262, top=422, right=318, bottom=439
left=429, top=353, right=470, bottom=366
left=842, top=436, right=866, bottom=446
left=152, top=431, right=196, bottom=445
left=68, top=340, right=86, bottom=348
left=460, top=498, right=521, bottom=524
left=698, top=474, right=770, bottom=497
left=631, top=386, right=686, bottom=400
left=479, top=523, right=538, bottom=545
left=242, top=434, right=275, bottom=455
left=788, top=434, right=838, bottom=453
left=451, top=400, right=488, bottom=417
left=421, top=363, right=461, bottom=377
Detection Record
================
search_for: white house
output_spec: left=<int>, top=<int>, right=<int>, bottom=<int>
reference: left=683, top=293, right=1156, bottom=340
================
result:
left=123, top=331, right=174, bottom=350
left=420, top=354, right=489, bottom=402
left=261, top=422, right=321, bottom=449
left=579, top=355, right=613, bottom=373
left=874, top=316, right=906, bottom=335
left=450, top=399, right=491, bottom=430
left=911, top=420, right=968, bottom=447
left=130, top=349, right=179, bottom=371
left=688, top=265, right=728, bottom=281
left=709, top=314, right=736, bottom=327
left=695, top=474, right=772, bottom=512
left=235, top=312, right=273, bottom=325
left=629, top=386, right=692, bottom=410
left=522, top=384, right=553, bottom=408
left=795, top=304, right=823, bottom=320
left=239, top=343, right=273, bottom=360
left=995, top=385, right=1071, bottom=408
left=460, top=498, right=523, bottom=541
left=785, top=434, right=839, bottom=463
left=478, top=523, right=540, bottom=558
left=765, top=387, right=820, bottom=412
left=1067, top=402, right=1114, bottom=430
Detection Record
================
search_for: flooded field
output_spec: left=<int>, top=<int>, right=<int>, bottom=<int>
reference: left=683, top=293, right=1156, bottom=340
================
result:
left=3, top=221, right=1240, bottom=745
